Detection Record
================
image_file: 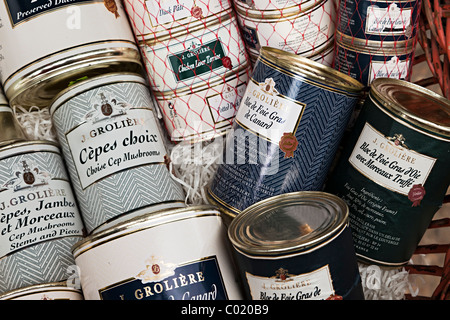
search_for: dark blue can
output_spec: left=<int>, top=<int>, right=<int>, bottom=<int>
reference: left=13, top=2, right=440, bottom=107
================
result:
left=207, top=47, right=364, bottom=222
left=227, top=191, right=365, bottom=300
left=337, top=0, right=422, bottom=42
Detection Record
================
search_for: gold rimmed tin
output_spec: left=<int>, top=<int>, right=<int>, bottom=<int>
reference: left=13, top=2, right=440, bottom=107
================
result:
left=236, top=0, right=335, bottom=58
left=227, top=191, right=364, bottom=300
left=326, top=78, right=450, bottom=266
left=72, top=205, right=243, bottom=300
left=0, top=281, right=83, bottom=300
left=0, top=1, right=142, bottom=108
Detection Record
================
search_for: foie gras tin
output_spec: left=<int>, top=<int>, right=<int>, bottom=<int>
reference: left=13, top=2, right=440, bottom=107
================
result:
left=227, top=191, right=365, bottom=300
left=0, top=0, right=142, bottom=108
left=49, top=73, right=185, bottom=234
left=0, top=281, right=83, bottom=300
left=325, top=78, right=450, bottom=266
left=72, top=205, right=244, bottom=300
left=337, top=0, right=421, bottom=42
left=334, top=34, right=415, bottom=86
left=0, top=141, right=85, bottom=293
left=207, top=47, right=364, bottom=223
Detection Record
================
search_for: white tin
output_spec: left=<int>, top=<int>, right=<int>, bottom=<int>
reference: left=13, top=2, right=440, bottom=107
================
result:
left=49, top=73, right=185, bottom=234
left=123, top=0, right=232, bottom=40
left=0, top=0, right=142, bottom=107
left=236, top=0, right=335, bottom=58
left=0, top=141, right=85, bottom=293
left=0, top=281, right=83, bottom=300
left=139, top=9, right=249, bottom=93
left=234, top=0, right=314, bottom=11
left=72, top=205, right=244, bottom=300
left=156, top=64, right=251, bottom=142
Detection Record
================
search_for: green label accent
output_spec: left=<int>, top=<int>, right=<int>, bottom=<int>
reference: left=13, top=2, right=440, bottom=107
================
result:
left=168, top=39, right=226, bottom=82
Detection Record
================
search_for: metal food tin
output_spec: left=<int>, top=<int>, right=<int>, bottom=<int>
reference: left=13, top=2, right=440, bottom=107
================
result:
left=334, top=34, right=416, bottom=86
left=49, top=73, right=185, bottom=234
left=72, top=205, right=244, bottom=300
left=156, top=64, right=252, bottom=142
left=140, top=9, right=248, bottom=93
left=325, top=78, right=450, bottom=266
left=123, top=0, right=232, bottom=40
left=0, top=141, right=85, bottom=293
left=228, top=191, right=365, bottom=300
left=337, top=0, right=421, bottom=42
left=236, top=0, right=335, bottom=58
left=234, top=0, right=308, bottom=11
left=0, top=281, right=83, bottom=300
left=207, top=47, right=364, bottom=222
left=0, top=90, right=27, bottom=146
left=0, top=0, right=142, bottom=108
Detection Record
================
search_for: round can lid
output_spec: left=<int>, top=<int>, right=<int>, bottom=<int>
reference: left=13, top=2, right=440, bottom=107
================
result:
left=227, top=191, right=349, bottom=256
left=370, top=78, right=450, bottom=138
left=259, top=47, right=364, bottom=96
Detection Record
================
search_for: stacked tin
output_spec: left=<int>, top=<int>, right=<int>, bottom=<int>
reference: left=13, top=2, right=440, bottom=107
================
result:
left=123, top=0, right=252, bottom=142
left=233, top=0, right=336, bottom=66
left=334, top=0, right=421, bottom=86
left=0, top=88, right=85, bottom=298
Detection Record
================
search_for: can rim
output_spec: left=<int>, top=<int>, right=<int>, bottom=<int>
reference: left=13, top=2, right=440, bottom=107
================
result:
left=0, top=281, right=80, bottom=300
left=227, top=191, right=349, bottom=256
left=259, top=47, right=364, bottom=95
left=49, top=72, right=147, bottom=115
left=72, top=205, right=222, bottom=258
left=369, top=78, right=450, bottom=137
left=235, top=0, right=323, bottom=20
left=336, top=31, right=416, bottom=53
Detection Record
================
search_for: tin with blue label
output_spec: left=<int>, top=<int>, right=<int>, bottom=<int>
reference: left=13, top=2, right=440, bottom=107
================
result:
left=227, top=191, right=365, bottom=300
left=325, top=78, right=450, bottom=266
left=337, top=0, right=421, bottom=42
left=334, top=33, right=415, bottom=86
left=207, top=47, right=364, bottom=222
left=72, top=205, right=243, bottom=300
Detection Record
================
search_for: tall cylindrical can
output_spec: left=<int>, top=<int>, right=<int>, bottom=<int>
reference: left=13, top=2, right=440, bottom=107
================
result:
left=0, top=281, right=83, bottom=300
left=228, top=191, right=365, bottom=300
left=336, top=0, right=422, bottom=42
left=334, top=33, right=416, bottom=86
left=72, top=205, right=244, bottom=300
left=0, top=141, right=85, bottom=293
left=0, top=0, right=142, bottom=108
left=236, top=0, right=335, bottom=59
left=207, top=47, right=364, bottom=223
left=325, top=78, right=450, bottom=266
left=49, top=73, right=185, bottom=234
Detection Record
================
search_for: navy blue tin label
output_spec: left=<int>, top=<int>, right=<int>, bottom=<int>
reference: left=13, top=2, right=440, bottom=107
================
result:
left=337, top=0, right=421, bottom=42
left=208, top=55, right=362, bottom=214
left=99, top=256, right=229, bottom=300
left=334, top=40, right=414, bottom=86
left=4, top=0, right=96, bottom=26
left=233, top=226, right=364, bottom=300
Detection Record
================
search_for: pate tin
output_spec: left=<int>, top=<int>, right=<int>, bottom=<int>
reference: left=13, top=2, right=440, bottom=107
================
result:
left=236, top=0, right=335, bottom=59
left=72, top=205, right=244, bottom=300
left=156, top=64, right=252, bottom=142
left=337, top=0, right=421, bottom=42
left=207, top=47, right=364, bottom=222
left=228, top=191, right=365, bottom=300
left=0, top=0, right=142, bottom=108
left=334, top=34, right=415, bottom=86
left=140, top=9, right=248, bottom=93
left=0, top=141, right=85, bottom=293
left=123, top=0, right=232, bottom=40
left=325, top=78, right=450, bottom=266
left=0, top=281, right=83, bottom=300
left=49, top=73, right=185, bottom=234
